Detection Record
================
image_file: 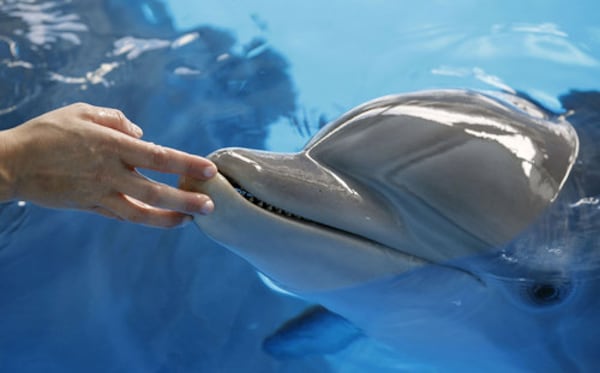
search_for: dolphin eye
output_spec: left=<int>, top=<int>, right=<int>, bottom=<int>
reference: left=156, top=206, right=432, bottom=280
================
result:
left=521, top=278, right=573, bottom=307
left=529, top=283, right=562, bottom=304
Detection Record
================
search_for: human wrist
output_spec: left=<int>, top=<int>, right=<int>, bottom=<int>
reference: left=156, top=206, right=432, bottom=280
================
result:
left=0, top=128, right=21, bottom=202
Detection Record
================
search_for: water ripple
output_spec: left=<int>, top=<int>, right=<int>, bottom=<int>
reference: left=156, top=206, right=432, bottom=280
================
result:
left=0, top=0, right=88, bottom=116
left=1, top=0, right=87, bottom=47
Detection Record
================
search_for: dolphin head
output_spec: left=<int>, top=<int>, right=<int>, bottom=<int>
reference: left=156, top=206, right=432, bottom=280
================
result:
left=181, top=89, right=579, bottom=293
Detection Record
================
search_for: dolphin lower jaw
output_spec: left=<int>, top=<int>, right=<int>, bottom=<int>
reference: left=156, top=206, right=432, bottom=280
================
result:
left=181, top=173, right=429, bottom=292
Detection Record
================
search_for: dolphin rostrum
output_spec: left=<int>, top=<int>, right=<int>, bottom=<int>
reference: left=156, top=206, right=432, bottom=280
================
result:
left=181, top=90, right=585, bottom=371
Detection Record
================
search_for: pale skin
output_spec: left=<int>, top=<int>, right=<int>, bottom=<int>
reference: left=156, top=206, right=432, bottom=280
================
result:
left=0, top=103, right=216, bottom=228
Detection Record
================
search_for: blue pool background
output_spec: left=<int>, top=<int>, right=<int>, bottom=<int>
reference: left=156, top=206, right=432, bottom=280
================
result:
left=1, top=0, right=599, bottom=372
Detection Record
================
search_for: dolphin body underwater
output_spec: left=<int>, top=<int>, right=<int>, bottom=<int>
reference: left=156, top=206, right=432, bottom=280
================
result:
left=181, top=90, right=600, bottom=371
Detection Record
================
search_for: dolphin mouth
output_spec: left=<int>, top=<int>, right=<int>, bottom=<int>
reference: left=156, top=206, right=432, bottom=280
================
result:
left=226, top=177, right=308, bottom=222
left=223, top=173, right=344, bottom=227
left=218, top=172, right=432, bottom=265
left=220, top=173, right=487, bottom=286
left=182, top=170, right=486, bottom=289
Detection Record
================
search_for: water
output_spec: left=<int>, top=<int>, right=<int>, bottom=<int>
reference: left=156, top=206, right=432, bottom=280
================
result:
left=0, top=1, right=599, bottom=372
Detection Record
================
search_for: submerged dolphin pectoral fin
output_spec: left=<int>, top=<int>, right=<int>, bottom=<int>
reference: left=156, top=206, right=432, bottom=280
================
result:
left=263, top=306, right=363, bottom=359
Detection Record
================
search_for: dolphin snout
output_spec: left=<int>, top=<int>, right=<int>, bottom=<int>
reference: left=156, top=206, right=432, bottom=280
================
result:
left=207, top=147, right=298, bottom=187
left=208, top=147, right=257, bottom=178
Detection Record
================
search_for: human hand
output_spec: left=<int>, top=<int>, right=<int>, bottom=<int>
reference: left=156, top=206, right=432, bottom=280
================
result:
left=0, top=103, right=217, bottom=228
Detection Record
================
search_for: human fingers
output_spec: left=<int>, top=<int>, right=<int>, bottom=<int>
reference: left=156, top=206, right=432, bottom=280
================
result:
left=117, top=170, right=215, bottom=215
left=101, top=193, right=192, bottom=228
left=119, top=139, right=217, bottom=180
left=71, top=102, right=144, bottom=138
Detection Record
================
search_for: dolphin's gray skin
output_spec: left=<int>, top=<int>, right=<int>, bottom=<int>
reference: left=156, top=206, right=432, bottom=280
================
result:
left=181, top=90, right=586, bottom=371
left=182, top=90, right=578, bottom=291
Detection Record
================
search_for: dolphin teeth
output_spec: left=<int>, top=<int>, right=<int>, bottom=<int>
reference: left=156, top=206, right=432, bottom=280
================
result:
left=226, top=176, right=307, bottom=221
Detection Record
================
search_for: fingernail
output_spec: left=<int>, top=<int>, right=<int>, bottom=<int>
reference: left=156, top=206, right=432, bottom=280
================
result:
left=131, top=123, right=143, bottom=137
left=203, top=165, right=217, bottom=178
left=200, top=199, right=214, bottom=215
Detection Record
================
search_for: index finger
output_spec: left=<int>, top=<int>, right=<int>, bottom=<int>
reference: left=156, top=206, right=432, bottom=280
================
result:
left=119, top=137, right=217, bottom=180
left=73, top=103, right=144, bottom=138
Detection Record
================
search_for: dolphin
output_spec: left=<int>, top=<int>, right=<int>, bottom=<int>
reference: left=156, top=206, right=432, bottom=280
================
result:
left=181, top=90, right=593, bottom=371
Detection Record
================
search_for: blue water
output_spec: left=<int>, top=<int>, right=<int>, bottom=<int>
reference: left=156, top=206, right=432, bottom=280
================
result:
left=0, top=1, right=599, bottom=372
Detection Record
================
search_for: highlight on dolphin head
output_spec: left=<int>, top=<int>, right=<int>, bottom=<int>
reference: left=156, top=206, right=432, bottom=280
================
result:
left=181, top=89, right=579, bottom=293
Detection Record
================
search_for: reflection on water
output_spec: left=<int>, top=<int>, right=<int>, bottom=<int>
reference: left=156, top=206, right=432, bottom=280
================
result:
left=0, top=0, right=86, bottom=115
left=454, top=22, right=598, bottom=67
left=1, top=0, right=87, bottom=46
left=0, top=0, right=297, bottom=151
